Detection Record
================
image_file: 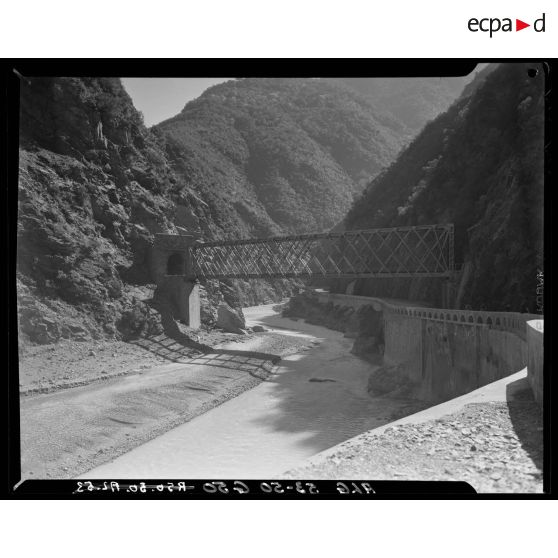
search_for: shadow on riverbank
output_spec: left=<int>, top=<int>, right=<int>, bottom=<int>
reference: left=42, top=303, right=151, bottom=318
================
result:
left=132, top=334, right=278, bottom=380
left=506, top=377, right=544, bottom=474
left=131, top=299, right=281, bottom=379
left=240, top=310, right=427, bottom=457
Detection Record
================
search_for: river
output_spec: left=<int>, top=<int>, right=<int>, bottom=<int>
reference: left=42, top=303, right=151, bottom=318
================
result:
left=80, top=303, right=418, bottom=479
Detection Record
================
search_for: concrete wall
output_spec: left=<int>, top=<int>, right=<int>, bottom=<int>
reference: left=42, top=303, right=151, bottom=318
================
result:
left=314, top=292, right=543, bottom=404
left=150, top=233, right=201, bottom=328
left=383, top=312, right=423, bottom=384
left=154, top=277, right=200, bottom=328
left=527, top=320, right=544, bottom=405
left=385, top=312, right=529, bottom=402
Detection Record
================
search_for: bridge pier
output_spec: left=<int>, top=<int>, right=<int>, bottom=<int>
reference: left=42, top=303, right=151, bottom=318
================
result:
left=151, top=233, right=201, bottom=328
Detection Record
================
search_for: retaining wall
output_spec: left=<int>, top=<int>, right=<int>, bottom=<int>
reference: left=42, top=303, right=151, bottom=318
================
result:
left=384, top=314, right=529, bottom=401
left=527, top=320, right=544, bottom=405
left=313, top=292, right=542, bottom=404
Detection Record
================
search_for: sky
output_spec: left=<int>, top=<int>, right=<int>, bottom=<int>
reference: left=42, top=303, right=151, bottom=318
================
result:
left=121, top=78, right=231, bottom=127
left=122, top=69, right=485, bottom=128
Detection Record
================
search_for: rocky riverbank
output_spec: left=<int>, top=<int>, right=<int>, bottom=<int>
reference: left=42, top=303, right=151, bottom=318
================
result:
left=18, top=321, right=258, bottom=396
left=77, top=304, right=427, bottom=479
left=284, top=371, right=544, bottom=493
left=283, top=291, right=384, bottom=361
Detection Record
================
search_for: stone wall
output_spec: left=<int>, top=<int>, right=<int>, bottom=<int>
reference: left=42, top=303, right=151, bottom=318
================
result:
left=527, top=320, right=544, bottom=405
left=150, top=233, right=198, bottom=283
left=383, top=312, right=422, bottom=384
left=151, top=233, right=201, bottom=328
left=377, top=299, right=540, bottom=403
left=385, top=312, right=529, bottom=402
left=289, top=291, right=543, bottom=404
left=153, top=276, right=200, bottom=328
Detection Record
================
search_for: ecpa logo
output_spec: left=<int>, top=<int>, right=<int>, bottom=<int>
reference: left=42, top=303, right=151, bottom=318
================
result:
left=468, top=13, right=546, bottom=37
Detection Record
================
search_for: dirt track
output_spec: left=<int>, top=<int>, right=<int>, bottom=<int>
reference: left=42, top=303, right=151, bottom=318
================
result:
left=20, top=320, right=311, bottom=480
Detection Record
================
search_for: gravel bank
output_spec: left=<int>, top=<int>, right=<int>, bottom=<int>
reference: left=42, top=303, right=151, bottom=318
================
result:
left=20, top=322, right=310, bottom=479
left=284, top=375, right=543, bottom=493
left=18, top=327, right=262, bottom=396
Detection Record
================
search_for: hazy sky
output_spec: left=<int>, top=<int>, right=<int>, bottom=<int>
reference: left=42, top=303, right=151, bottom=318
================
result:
left=121, top=78, right=231, bottom=127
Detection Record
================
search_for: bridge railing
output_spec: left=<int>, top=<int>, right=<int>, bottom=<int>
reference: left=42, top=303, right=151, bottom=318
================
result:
left=190, top=224, right=455, bottom=280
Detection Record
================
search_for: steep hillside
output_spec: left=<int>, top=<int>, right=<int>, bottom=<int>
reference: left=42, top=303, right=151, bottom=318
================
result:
left=17, top=74, right=480, bottom=346
left=332, top=75, right=472, bottom=134
left=458, top=63, right=498, bottom=100
left=17, top=77, right=225, bottom=345
left=19, top=76, right=408, bottom=345
left=157, top=78, right=407, bottom=236
left=338, top=63, right=544, bottom=312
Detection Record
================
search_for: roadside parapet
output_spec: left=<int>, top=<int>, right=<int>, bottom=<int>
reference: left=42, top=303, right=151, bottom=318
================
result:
left=527, top=320, right=544, bottom=405
left=303, top=291, right=543, bottom=404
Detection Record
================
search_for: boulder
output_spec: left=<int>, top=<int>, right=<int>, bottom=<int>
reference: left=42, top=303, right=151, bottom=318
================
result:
left=252, top=325, right=266, bottom=333
left=351, top=336, right=378, bottom=357
left=343, top=311, right=360, bottom=338
left=367, top=364, right=416, bottom=397
left=216, top=303, right=246, bottom=334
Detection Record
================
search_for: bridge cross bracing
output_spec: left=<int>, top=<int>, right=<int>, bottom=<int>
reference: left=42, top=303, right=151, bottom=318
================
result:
left=189, top=224, right=454, bottom=281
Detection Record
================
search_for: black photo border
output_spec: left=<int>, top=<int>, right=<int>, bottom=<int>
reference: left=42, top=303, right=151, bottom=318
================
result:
left=2, top=58, right=555, bottom=499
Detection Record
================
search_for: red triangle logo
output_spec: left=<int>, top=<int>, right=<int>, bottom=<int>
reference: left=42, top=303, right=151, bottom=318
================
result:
left=516, top=19, right=530, bottom=31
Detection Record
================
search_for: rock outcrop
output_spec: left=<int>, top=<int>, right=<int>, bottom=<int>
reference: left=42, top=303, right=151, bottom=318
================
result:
left=216, top=303, right=246, bottom=334
left=336, top=63, right=544, bottom=311
left=16, top=74, right=476, bottom=345
left=17, top=78, right=205, bottom=344
left=283, top=291, right=384, bottom=360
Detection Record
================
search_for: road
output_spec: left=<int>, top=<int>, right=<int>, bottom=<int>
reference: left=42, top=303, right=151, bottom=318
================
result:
left=80, top=304, right=424, bottom=479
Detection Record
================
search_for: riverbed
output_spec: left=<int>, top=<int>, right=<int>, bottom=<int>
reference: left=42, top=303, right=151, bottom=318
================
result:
left=81, top=304, right=423, bottom=479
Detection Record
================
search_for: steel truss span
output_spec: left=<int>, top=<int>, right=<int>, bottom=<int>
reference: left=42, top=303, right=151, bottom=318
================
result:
left=190, top=224, right=454, bottom=280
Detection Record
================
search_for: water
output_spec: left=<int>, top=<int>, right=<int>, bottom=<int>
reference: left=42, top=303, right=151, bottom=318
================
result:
left=81, top=304, right=410, bottom=478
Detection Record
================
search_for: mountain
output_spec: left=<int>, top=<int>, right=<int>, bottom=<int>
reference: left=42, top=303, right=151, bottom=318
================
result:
left=17, top=77, right=216, bottom=344
left=331, top=74, right=474, bottom=134
left=16, top=76, right=409, bottom=344
left=337, top=63, right=544, bottom=312
left=458, top=63, right=499, bottom=100
left=156, top=78, right=408, bottom=236
left=15, top=73, right=489, bottom=346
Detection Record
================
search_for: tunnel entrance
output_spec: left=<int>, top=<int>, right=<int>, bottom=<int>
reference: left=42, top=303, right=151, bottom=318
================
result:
left=166, top=252, right=185, bottom=275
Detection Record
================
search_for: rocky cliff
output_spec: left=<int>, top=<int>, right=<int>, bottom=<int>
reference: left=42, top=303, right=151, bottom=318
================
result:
left=336, top=63, right=544, bottom=312
left=16, top=77, right=405, bottom=344
left=331, top=75, right=474, bottom=134
left=17, top=77, right=212, bottom=344
left=16, top=73, right=479, bottom=346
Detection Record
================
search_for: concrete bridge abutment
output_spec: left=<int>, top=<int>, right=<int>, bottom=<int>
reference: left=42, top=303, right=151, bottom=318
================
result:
left=150, top=233, right=201, bottom=329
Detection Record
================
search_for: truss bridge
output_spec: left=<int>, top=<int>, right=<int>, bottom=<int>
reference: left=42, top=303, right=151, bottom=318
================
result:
left=189, top=224, right=455, bottom=280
